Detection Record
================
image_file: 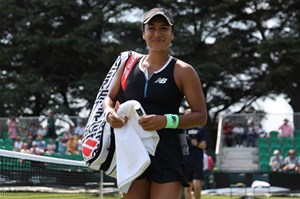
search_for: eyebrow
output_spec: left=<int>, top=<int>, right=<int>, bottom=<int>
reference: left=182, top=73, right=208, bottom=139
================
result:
left=147, top=22, right=170, bottom=27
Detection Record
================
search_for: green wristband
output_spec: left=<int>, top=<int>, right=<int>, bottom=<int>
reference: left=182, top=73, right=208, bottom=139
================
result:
left=164, top=114, right=179, bottom=129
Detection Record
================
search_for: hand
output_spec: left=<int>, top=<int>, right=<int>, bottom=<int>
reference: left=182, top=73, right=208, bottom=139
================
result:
left=107, top=101, right=128, bottom=128
left=138, top=114, right=166, bottom=131
left=191, top=138, right=198, bottom=147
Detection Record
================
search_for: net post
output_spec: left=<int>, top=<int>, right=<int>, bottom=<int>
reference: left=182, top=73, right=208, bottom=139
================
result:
left=99, top=170, right=103, bottom=199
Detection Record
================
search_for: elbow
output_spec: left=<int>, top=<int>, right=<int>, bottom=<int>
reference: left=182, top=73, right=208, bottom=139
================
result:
left=190, top=111, right=207, bottom=127
left=198, top=112, right=208, bottom=126
left=183, top=108, right=207, bottom=128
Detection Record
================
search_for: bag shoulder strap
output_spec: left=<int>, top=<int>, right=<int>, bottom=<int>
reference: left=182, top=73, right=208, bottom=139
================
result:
left=121, top=52, right=142, bottom=91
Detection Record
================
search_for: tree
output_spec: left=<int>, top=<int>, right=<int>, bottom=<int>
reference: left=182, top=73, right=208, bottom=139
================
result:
left=0, top=0, right=142, bottom=116
left=1, top=0, right=299, bottom=148
left=259, top=0, right=300, bottom=113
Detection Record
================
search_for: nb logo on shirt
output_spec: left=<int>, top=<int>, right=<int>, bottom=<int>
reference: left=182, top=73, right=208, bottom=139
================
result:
left=154, top=77, right=168, bottom=84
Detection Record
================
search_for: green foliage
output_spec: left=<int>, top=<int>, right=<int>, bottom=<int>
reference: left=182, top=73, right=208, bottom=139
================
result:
left=0, top=0, right=140, bottom=116
left=0, top=192, right=124, bottom=199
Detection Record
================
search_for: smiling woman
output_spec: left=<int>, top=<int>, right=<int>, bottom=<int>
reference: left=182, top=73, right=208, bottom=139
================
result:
left=100, top=7, right=207, bottom=199
left=142, top=11, right=174, bottom=54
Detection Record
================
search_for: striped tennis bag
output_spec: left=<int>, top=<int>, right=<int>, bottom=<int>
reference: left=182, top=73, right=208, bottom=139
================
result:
left=81, top=51, right=142, bottom=177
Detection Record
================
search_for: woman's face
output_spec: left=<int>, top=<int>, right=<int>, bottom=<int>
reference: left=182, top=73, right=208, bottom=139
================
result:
left=143, top=15, right=174, bottom=52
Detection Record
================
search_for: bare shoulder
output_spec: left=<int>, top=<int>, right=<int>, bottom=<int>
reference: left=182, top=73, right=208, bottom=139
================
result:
left=174, top=58, right=200, bottom=92
left=174, top=58, right=198, bottom=77
left=175, top=59, right=192, bottom=69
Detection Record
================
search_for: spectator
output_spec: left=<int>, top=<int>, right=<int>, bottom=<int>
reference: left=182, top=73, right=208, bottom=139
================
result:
left=66, top=136, right=79, bottom=154
left=282, top=149, right=298, bottom=173
left=183, top=112, right=206, bottom=199
left=222, top=120, right=234, bottom=147
left=207, top=153, right=214, bottom=171
left=63, top=130, right=73, bottom=141
left=26, top=135, right=34, bottom=149
left=278, top=118, right=294, bottom=138
left=246, top=122, right=257, bottom=147
left=256, top=123, right=267, bottom=138
left=297, top=155, right=300, bottom=174
left=57, top=136, right=66, bottom=154
left=7, top=115, right=18, bottom=140
left=37, top=125, right=46, bottom=137
left=203, top=150, right=214, bottom=190
left=203, top=151, right=208, bottom=172
left=20, top=142, right=30, bottom=154
left=18, top=142, right=30, bottom=163
left=46, top=111, right=57, bottom=139
left=13, top=136, right=23, bottom=152
left=74, top=121, right=85, bottom=136
left=45, top=139, right=57, bottom=155
left=269, top=149, right=284, bottom=172
left=33, top=135, right=47, bottom=152
left=233, top=123, right=245, bottom=147
left=28, top=122, right=38, bottom=138
left=30, top=142, right=45, bottom=155
left=18, top=125, right=29, bottom=141
left=203, top=150, right=214, bottom=172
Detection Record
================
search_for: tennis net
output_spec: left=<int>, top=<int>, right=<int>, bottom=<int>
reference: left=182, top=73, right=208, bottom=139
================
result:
left=0, top=149, right=117, bottom=198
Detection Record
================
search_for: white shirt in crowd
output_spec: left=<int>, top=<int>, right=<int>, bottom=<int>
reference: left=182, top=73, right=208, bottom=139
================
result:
left=233, top=126, right=245, bottom=135
left=74, top=124, right=85, bottom=136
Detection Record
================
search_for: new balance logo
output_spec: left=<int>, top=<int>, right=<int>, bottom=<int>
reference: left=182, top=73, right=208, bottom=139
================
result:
left=154, top=77, right=168, bottom=84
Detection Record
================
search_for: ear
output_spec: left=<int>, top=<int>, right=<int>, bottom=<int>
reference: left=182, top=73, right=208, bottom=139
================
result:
left=142, top=33, right=145, bottom=40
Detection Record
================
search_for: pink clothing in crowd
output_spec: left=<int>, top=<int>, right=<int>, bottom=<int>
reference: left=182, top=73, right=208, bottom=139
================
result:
left=8, top=120, right=18, bottom=140
left=279, top=124, right=293, bottom=137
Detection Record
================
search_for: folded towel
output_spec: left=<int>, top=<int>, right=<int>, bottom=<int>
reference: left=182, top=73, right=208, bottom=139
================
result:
left=114, top=100, right=160, bottom=193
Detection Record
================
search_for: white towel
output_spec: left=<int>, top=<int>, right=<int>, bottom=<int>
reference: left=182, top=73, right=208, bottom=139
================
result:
left=114, top=100, right=160, bottom=193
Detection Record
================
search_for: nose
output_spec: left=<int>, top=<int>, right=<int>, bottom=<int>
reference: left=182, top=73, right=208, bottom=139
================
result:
left=153, top=30, right=162, bottom=37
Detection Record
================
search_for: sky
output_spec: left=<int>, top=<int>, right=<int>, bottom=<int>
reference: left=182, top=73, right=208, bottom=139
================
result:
left=256, top=94, right=294, bottom=132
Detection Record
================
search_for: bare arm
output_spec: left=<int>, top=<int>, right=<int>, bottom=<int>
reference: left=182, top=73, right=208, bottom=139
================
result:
left=102, top=63, right=127, bottom=128
left=174, top=60, right=207, bottom=129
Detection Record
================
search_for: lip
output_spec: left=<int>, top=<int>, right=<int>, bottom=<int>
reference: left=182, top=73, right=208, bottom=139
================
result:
left=151, top=39, right=164, bottom=43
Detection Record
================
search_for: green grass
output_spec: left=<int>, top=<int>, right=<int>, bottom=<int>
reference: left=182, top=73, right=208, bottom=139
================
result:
left=0, top=192, right=119, bottom=199
left=201, top=196, right=297, bottom=199
left=0, top=193, right=298, bottom=199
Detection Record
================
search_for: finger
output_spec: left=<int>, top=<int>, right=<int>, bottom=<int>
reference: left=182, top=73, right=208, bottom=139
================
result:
left=123, top=116, right=128, bottom=123
left=114, top=101, right=120, bottom=112
left=139, top=117, right=150, bottom=125
left=113, top=117, right=127, bottom=128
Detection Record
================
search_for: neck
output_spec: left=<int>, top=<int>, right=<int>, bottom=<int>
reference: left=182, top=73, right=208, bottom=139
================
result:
left=144, top=51, right=170, bottom=69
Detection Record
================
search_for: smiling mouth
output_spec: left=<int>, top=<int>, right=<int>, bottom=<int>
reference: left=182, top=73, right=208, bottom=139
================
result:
left=152, top=39, right=164, bottom=43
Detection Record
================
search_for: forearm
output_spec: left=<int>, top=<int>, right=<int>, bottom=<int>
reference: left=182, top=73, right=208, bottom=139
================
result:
left=102, top=96, right=115, bottom=111
left=177, top=111, right=207, bottom=129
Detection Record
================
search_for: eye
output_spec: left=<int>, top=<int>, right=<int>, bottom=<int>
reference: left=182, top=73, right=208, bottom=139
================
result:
left=161, top=26, right=171, bottom=31
left=146, top=26, right=155, bottom=31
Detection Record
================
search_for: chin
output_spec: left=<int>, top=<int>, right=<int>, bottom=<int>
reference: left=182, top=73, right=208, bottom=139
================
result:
left=149, top=47, right=169, bottom=52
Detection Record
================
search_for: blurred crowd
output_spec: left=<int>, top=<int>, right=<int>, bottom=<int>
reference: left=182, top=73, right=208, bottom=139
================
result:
left=222, top=118, right=294, bottom=148
left=5, top=113, right=85, bottom=157
left=269, top=149, right=299, bottom=174
left=222, top=117, right=300, bottom=174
